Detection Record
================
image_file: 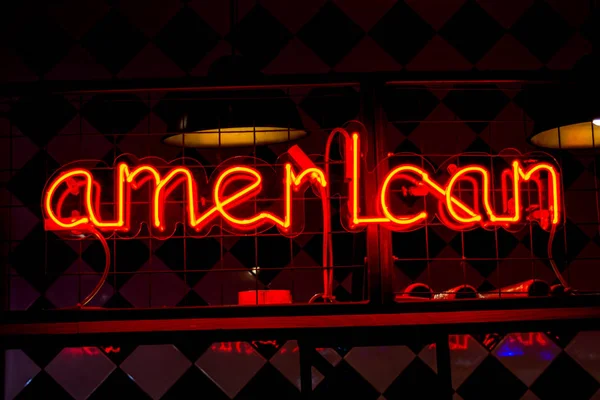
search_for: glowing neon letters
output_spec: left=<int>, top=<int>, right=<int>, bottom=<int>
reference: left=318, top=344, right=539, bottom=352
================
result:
left=42, top=132, right=561, bottom=237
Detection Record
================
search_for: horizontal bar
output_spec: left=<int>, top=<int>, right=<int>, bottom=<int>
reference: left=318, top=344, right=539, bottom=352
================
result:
left=3, top=306, right=599, bottom=337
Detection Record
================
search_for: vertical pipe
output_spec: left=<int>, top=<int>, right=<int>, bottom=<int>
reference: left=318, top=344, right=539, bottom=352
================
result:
left=360, top=80, right=394, bottom=304
left=299, top=341, right=313, bottom=399
left=436, top=335, right=453, bottom=400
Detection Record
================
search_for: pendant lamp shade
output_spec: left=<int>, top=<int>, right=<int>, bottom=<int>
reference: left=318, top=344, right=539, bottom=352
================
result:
left=527, top=84, right=600, bottom=150
left=159, top=56, right=307, bottom=148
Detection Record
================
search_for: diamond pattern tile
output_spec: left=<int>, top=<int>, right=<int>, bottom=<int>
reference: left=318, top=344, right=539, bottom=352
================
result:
left=439, top=2, right=505, bottom=64
left=121, top=345, right=192, bottom=399
left=345, top=346, right=415, bottom=393
left=14, top=370, right=72, bottom=400
left=370, top=1, right=435, bottom=65
left=161, top=366, right=228, bottom=400
left=89, top=368, right=151, bottom=400
left=45, top=347, right=115, bottom=400
left=442, top=87, right=510, bottom=133
left=566, top=331, right=600, bottom=382
left=456, top=355, right=528, bottom=400
left=80, top=93, right=149, bottom=141
left=154, top=7, right=220, bottom=72
left=196, top=342, right=266, bottom=399
left=227, top=4, right=293, bottom=69
left=511, top=0, right=574, bottom=63
left=11, top=15, right=74, bottom=76
left=81, top=8, right=147, bottom=74
left=270, top=341, right=325, bottom=391
left=3, top=1, right=600, bottom=396
left=384, top=357, right=446, bottom=399
left=313, top=360, right=380, bottom=400
left=297, top=2, right=364, bottom=67
left=4, top=349, right=41, bottom=400
left=530, top=352, right=600, bottom=400
left=493, top=333, right=561, bottom=386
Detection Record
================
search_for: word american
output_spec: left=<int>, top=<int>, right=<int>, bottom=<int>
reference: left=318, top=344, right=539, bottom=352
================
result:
left=42, top=132, right=561, bottom=236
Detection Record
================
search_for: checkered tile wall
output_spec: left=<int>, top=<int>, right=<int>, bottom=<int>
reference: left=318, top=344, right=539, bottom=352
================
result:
left=0, top=0, right=594, bottom=82
left=2, top=0, right=600, bottom=399
left=6, top=332, right=600, bottom=399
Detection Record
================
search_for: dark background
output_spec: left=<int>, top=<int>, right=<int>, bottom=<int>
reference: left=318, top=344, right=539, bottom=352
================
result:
left=2, top=1, right=600, bottom=399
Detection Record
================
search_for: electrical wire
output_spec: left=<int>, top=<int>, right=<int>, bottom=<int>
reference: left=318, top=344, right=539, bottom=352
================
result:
left=547, top=222, right=571, bottom=293
left=79, top=227, right=111, bottom=307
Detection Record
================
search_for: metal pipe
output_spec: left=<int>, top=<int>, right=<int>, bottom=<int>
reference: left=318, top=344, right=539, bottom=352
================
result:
left=396, top=283, right=433, bottom=300
left=482, top=279, right=550, bottom=298
left=433, top=285, right=481, bottom=300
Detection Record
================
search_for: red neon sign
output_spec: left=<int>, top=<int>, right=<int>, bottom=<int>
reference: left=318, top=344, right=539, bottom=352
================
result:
left=42, top=131, right=561, bottom=238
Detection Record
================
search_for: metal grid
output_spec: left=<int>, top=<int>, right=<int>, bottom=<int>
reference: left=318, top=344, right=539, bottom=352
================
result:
left=1, top=84, right=369, bottom=309
left=383, top=83, right=600, bottom=298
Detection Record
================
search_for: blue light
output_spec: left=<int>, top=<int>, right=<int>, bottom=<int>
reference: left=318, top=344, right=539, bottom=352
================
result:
left=496, top=343, right=524, bottom=358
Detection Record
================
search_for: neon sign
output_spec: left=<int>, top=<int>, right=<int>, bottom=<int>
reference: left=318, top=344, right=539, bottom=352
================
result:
left=42, top=131, right=561, bottom=238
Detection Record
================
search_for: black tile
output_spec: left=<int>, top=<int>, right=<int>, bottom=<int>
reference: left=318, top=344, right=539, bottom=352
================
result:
left=10, top=225, right=78, bottom=292
left=298, top=86, right=360, bottom=129
left=463, top=137, right=492, bottom=153
left=331, top=232, right=366, bottom=267
left=439, top=2, right=505, bottom=64
left=546, top=329, right=579, bottom=349
left=383, top=87, right=440, bottom=125
left=81, top=93, right=149, bottom=141
left=82, top=9, right=147, bottom=74
left=236, top=363, right=300, bottom=400
left=104, top=292, right=134, bottom=308
left=530, top=352, right=599, bottom=400
left=22, top=344, right=63, bottom=369
left=450, top=229, right=499, bottom=278
left=227, top=4, right=293, bottom=69
left=370, top=1, right=435, bottom=65
left=332, top=283, right=352, bottom=300
left=313, top=360, right=379, bottom=400
left=154, top=7, right=220, bottom=72
left=15, top=370, right=73, bottom=400
left=256, top=236, right=300, bottom=285
left=229, top=236, right=257, bottom=270
left=7, top=150, right=59, bottom=216
left=511, top=0, right=573, bottom=63
left=522, top=221, right=589, bottom=270
left=98, top=343, right=138, bottom=366
left=301, top=234, right=325, bottom=266
left=495, top=229, right=521, bottom=259
left=89, top=368, right=151, bottom=400
left=394, top=138, right=423, bottom=154
left=477, top=279, right=496, bottom=293
left=457, top=355, right=528, bottom=400
left=29, top=295, right=56, bottom=311
left=11, top=16, right=73, bottom=76
left=297, top=2, right=364, bottom=67
left=155, top=236, right=222, bottom=286
left=177, top=289, right=208, bottom=307
left=392, top=228, right=447, bottom=259
left=394, top=260, right=428, bottom=282
left=163, top=366, right=229, bottom=400
left=252, top=146, right=279, bottom=165
left=384, top=357, right=445, bottom=399
left=173, top=337, right=213, bottom=362
left=557, top=151, right=585, bottom=190
left=10, top=95, right=77, bottom=146
left=250, top=339, right=282, bottom=360
left=442, top=88, right=510, bottom=134
left=83, top=239, right=150, bottom=288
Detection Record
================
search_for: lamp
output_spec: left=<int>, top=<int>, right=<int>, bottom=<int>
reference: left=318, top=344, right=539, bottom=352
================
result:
left=529, top=119, right=600, bottom=149
left=160, top=56, right=307, bottom=148
left=527, top=84, right=600, bottom=150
